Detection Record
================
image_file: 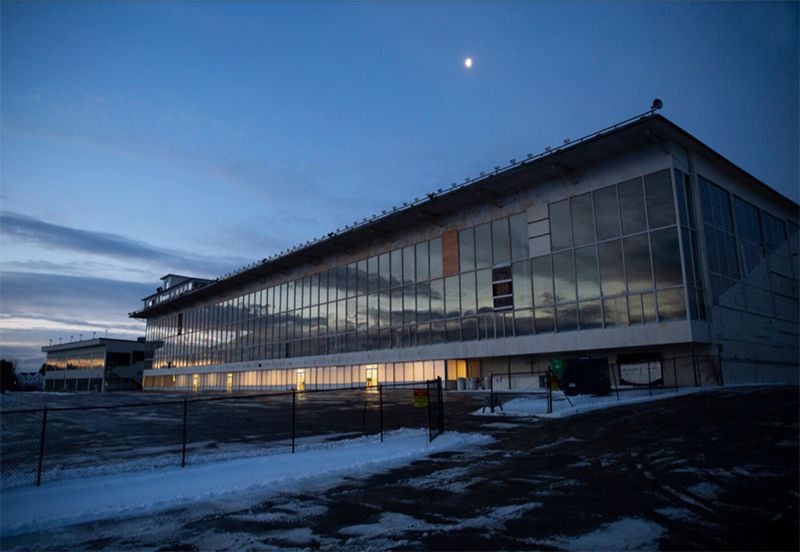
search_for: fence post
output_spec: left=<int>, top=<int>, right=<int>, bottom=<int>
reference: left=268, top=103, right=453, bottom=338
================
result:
left=611, top=363, right=620, bottom=402
left=36, top=407, right=48, bottom=487
left=426, top=381, right=433, bottom=443
left=181, top=398, right=188, bottom=468
left=547, top=370, right=552, bottom=414
left=291, top=389, right=296, bottom=454
left=362, top=400, right=368, bottom=436
left=437, top=376, right=444, bottom=434
left=379, top=384, right=384, bottom=443
left=489, top=376, right=495, bottom=414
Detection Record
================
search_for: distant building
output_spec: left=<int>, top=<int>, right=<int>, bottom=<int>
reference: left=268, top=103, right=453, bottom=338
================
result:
left=42, top=338, right=150, bottom=392
left=16, top=372, right=44, bottom=391
left=131, top=113, right=799, bottom=392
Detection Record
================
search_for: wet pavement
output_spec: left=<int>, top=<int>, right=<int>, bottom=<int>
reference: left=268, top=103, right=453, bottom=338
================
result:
left=4, top=386, right=798, bottom=551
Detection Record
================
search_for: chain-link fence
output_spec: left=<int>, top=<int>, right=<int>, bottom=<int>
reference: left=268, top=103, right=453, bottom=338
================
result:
left=0, top=379, right=445, bottom=491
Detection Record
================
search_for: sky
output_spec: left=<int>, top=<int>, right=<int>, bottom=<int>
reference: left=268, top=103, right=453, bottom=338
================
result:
left=1, top=2, right=798, bottom=371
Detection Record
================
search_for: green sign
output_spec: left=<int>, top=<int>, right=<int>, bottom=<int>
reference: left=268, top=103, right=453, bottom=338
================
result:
left=550, top=359, right=564, bottom=380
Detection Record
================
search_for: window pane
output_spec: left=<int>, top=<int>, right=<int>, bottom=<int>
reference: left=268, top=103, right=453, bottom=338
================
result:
left=402, top=246, right=415, bottom=285
left=476, top=269, right=493, bottom=314
left=445, top=275, right=460, bottom=318
left=579, top=300, right=602, bottom=329
left=651, top=227, right=683, bottom=288
left=416, top=242, right=429, bottom=282
left=357, top=295, right=367, bottom=331
left=390, top=288, right=403, bottom=326
left=390, top=249, right=402, bottom=288
left=571, top=193, right=595, bottom=245
left=575, top=245, right=600, bottom=300
left=459, top=228, right=475, bottom=272
left=357, top=260, right=368, bottom=296
left=492, top=218, right=510, bottom=265
left=532, top=255, right=554, bottom=305
left=379, top=253, right=391, bottom=290
left=475, top=223, right=492, bottom=269
left=510, top=212, right=529, bottom=261
left=429, top=238, right=443, bottom=279
left=594, top=185, right=620, bottom=240
left=618, top=177, right=647, bottom=234
left=534, top=306, right=555, bottom=333
left=460, top=272, right=476, bottom=316
left=403, top=285, right=415, bottom=324
left=368, top=256, right=379, bottom=293
left=624, top=234, right=652, bottom=292
left=512, top=261, right=532, bottom=308
left=657, top=288, right=686, bottom=321
left=644, top=169, right=675, bottom=228
left=346, top=297, right=357, bottom=331
left=603, top=296, right=629, bottom=327
left=515, top=309, right=533, bottom=336
left=549, top=199, right=572, bottom=250
left=642, top=292, right=657, bottom=323
left=733, top=197, right=761, bottom=244
left=598, top=240, right=625, bottom=296
left=429, top=279, right=444, bottom=319
left=553, top=250, right=576, bottom=303
left=556, top=303, right=577, bottom=331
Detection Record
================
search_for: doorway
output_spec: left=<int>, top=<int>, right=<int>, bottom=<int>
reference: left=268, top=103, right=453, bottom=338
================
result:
left=365, top=366, right=378, bottom=388
left=296, top=369, right=305, bottom=391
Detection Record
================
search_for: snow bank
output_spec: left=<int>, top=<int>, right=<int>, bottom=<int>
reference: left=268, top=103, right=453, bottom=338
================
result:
left=544, top=517, right=665, bottom=550
left=473, top=387, right=717, bottom=418
left=0, top=429, right=492, bottom=537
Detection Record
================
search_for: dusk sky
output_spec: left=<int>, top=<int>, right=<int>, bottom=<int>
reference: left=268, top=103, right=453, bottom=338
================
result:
left=1, top=2, right=798, bottom=371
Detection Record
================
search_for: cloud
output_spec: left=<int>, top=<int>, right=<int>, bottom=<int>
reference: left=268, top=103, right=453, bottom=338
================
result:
left=0, top=271, right=151, bottom=371
left=0, top=212, right=248, bottom=278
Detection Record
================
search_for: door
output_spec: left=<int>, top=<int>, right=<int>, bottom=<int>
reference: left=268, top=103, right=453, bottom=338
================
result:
left=365, top=366, right=378, bottom=388
left=296, top=369, right=305, bottom=391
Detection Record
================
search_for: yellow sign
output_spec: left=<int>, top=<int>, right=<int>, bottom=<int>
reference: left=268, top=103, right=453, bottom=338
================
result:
left=413, top=388, right=429, bottom=408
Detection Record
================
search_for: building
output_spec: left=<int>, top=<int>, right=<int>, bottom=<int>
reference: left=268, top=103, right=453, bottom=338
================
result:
left=132, top=111, right=799, bottom=392
left=42, top=338, right=150, bottom=392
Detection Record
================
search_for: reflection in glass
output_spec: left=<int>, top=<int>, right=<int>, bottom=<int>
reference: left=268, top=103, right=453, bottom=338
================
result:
left=642, top=292, right=657, bottom=323
left=549, top=199, right=572, bottom=250
left=579, top=300, right=602, bottom=329
left=492, top=218, right=510, bottom=266
left=416, top=242, right=429, bottom=283
left=460, top=272, right=476, bottom=316
left=575, top=245, right=600, bottom=300
left=477, top=269, right=493, bottom=314
left=445, top=275, right=460, bottom=318
left=390, top=249, right=402, bottom=288
left=594, top=185, right=620, bottom=240
left=556, top=303, right=577, bottom=331
left=459, top=228, right=475, bottom=272
left=603, top=296, right=629, bottom=327
left=618, top=177, right=647, bottom=235
left=644, top=170, right=675, bottom=228
left=651, top=227, right=683, bottom=288
left=475, top=223, right=492, bottom=269
left=510, top=213, right=529, bottom=261
left=532, top=255, right=554, bottom=306
left=430, top=238, right=443, bottom=279
left=402, top=246, right=415, bottom=285
left=657, top=288, right=686, bottom=321
left=624, top=235, right=652, bottom=292
left=379, top=253, right=390, bottom=290
left=430, top=279, right=444, bottom=320
left=535, top=306, right=555, bottom=333
left=571, top=193, right=595, bottom=245
left=553, top=250, right=576, bottom=303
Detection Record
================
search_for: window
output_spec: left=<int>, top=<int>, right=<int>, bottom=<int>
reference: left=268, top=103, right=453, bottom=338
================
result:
left=618, top=177, right=647, bottom=235
left=492, top=266, right=513, bottom=310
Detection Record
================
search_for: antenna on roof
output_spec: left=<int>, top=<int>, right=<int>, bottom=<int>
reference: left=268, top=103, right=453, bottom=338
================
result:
left=650, top=98, right=663, bottom=111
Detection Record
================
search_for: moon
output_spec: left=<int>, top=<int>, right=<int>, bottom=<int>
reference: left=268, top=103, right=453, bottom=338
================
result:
left=464, top=57, right=473, bottom=69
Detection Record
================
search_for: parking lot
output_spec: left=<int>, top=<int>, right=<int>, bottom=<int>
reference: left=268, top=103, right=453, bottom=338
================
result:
left=2, top=385, right=797, bottom=550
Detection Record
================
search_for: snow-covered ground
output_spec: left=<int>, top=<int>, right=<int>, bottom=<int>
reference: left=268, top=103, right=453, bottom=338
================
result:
left=473, top=387, right=718, bottom=418
left=0, top=428, right=492, bottom=537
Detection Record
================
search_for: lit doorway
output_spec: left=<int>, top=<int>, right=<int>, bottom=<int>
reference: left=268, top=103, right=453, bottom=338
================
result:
left=366, top=366, right=378, bottom=388
left=296, top=369, right=305, bottom=391
left=226, top=372, right=233, bottom=392
left=192, top=373, right=199, bottom=392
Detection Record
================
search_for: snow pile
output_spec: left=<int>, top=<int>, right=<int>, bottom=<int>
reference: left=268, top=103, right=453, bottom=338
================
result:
left=0, top=429, right=492, bottom=537
left=545, top=517, right=665, bottom=551
left=474, top=387, right=716, bottom=418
